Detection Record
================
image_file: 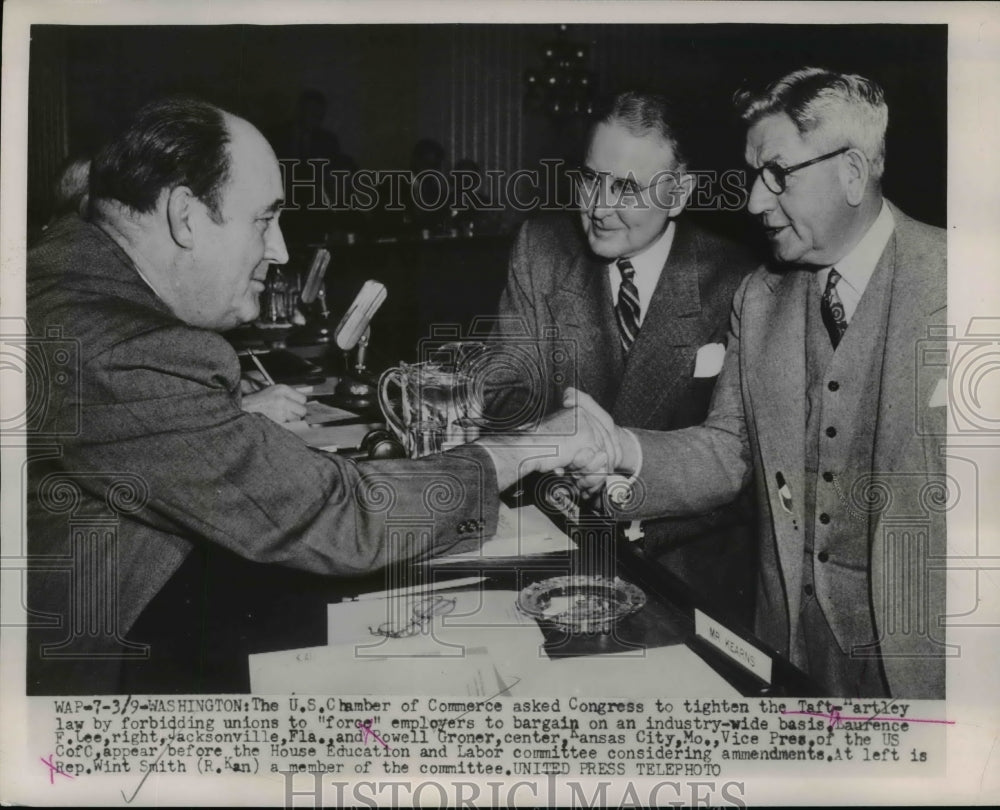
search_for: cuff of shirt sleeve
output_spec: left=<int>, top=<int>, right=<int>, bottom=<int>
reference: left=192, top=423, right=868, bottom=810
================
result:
left=603, top=429, right=643, bottom=511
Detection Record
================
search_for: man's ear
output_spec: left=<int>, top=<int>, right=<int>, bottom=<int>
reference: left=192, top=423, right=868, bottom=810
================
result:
left=661, top=171, right=695, bottom=218
left=841, top=148, right=870, bottom=207
left=166, top=186, right=197, bottom=249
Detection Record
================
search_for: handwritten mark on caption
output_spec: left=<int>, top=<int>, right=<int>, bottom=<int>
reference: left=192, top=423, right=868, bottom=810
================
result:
left=357, top=718, right=389, bottom=750
left=40, top=755, right=75, bottom=785
left=782, top=708, right=955, bottom=732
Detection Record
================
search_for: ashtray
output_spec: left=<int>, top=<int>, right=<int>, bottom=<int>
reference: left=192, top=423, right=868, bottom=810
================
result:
left=516, top=575, right=646, bottom=634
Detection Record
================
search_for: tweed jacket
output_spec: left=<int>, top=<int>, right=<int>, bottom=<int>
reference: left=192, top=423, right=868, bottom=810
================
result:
left=26, top=216, right=498, bottom=692
left=618, top=203, right=947, bottom=698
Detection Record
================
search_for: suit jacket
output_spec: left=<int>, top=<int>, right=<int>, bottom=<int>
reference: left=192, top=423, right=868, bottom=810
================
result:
left=491, top=214, right=759, bottom=429
left=489, top=214, right=760, bottom=618
left=25, top=216, right=499, bottom=694
left=618, top=203, right=947, bottom=698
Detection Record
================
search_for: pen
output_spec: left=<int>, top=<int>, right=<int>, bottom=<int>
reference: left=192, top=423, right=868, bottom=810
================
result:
left=351, top=575, right=488, bottom=602
left=775, top=471, right=794, bottom=514
left=247, top=349, right=275, bottom=387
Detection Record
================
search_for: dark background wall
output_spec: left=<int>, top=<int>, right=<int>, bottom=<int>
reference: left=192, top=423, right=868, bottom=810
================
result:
left=29, top=23, right=946, bottom=230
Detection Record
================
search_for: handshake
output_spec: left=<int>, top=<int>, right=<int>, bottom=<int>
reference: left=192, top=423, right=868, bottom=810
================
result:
left=479, top=387, right=641, bottom=495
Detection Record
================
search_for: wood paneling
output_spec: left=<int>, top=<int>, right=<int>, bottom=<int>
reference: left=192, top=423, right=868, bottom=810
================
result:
left=27, top=28, right=70, bottom=226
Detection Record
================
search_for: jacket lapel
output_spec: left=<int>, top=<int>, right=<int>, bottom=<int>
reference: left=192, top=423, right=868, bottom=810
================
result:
left=613, top=221, right=703, bottom=425
left=544, top=248, right=622, bottom=412
left=747, top=268, right=810, bottom=626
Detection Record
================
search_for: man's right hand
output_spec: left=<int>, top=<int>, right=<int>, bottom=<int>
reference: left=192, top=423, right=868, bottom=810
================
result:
left=562, top=388, right=642, bottom=496
left=241, top=385, right=308, bottom=424
left=476, top=403, right=620, bottom=491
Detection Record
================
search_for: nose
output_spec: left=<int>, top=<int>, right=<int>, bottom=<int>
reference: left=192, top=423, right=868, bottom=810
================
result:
left=265, top=219, right=290, bottom=265
left=588, top=182, right=617, bottom=221
left=746, top=171, right=777, bottom=217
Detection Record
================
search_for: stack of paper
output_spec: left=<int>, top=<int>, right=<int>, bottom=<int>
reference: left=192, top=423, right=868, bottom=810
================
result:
left=298, top=378, right=340, bottom=397
left=250, top=589, right=544, bottom=695
left=285, top=419, right=382, bottom=451
left=435, top=502, right=573, bottom=562
left=302, top=400, right=359, bottom=425
left=250, top=642, right=513, bottom=696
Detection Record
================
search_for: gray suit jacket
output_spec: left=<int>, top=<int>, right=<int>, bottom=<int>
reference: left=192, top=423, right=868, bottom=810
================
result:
left=492, top=214, right=759, bottom=432
left=617, top=203, right=948, bottom=698
left=489, top=214, right=760, bottom=618
left=26, top=216, right=498, bottom=693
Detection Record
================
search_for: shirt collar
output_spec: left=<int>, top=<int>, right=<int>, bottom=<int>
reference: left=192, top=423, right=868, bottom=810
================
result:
left=613, top=220, right=676, bottom=278
left=822, top=200, right=894, bottom=294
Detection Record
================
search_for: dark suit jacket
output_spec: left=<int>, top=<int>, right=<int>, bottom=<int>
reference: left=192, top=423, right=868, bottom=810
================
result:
left=25, top=216, right=498, bottom=693
left=490, top=214, right=760, bottom=620
left=618, top=203, right=947, bottom=698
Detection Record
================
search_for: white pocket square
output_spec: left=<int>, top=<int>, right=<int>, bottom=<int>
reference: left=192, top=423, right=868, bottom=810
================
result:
left=694, top=342, right=726, bottom=378
left=928, top=377, right=947, bottom=408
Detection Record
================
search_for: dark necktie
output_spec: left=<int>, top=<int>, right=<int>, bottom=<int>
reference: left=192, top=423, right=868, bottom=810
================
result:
left=615, top=258, right=641, bottom=352
left=820, top=268, right=848, bottom=348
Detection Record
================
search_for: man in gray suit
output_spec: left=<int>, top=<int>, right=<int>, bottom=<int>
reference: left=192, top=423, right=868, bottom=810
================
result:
left=490, top=91, right=760, bottom=622
left=25, top=97, right=610, bottom=693
left=574, top=68, right=947, bottom=698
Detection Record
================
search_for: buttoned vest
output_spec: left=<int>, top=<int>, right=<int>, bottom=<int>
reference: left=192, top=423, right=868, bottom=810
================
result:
left=798, top=257, right=895, bottom=655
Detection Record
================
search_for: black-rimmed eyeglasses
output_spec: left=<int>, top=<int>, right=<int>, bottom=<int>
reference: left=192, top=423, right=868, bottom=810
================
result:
left=748, top=147, right=850, bottom=195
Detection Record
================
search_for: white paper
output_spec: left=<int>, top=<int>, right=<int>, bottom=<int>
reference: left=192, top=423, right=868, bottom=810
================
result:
left=284, top=420, right=382, bottom=450
left=303, top=399, right=360, bottom=424
left=327, top=589, right=545, bottom=658
left=436, top=502, right=573, bottom=561
left=249, top=642, right=511, bottom=696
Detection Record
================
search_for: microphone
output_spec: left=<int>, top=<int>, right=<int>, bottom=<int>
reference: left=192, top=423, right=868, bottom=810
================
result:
left=333, top=280, right=388, bottom=411
left=334, top=280, right=387, bottom=352
left=296, top=247, right=333, bottom=342
left=300, top=248, right=332, bottom=306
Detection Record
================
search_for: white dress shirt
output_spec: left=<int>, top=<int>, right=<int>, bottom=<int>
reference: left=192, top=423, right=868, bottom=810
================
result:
left=607, top=220, right=676, bottom=325
left=818, top=200, right=895, bottom=322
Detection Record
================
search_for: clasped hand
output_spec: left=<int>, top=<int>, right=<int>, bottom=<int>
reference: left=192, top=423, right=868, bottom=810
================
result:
left=556, top=387, right=632, bottom=496
left=487, top=387, right=631, bottom=496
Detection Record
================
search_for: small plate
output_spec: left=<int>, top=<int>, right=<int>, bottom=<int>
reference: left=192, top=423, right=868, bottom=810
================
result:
left=516, top=575, right=646, bottom=634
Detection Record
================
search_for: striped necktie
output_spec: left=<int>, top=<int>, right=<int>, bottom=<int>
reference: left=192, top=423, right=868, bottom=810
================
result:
left=820, top=267, right=848, bottom=348
left=615, top=258, right=641, bottom=352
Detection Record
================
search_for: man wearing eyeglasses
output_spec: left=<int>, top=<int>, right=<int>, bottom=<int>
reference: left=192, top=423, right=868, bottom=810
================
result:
left=487, top=91, right=760, bottom=626
left=575, top=68, right=947, bottom=698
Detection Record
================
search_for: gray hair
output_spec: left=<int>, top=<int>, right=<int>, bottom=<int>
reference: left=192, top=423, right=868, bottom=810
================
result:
left=593, top=91, right=689, bottom=170
left=735, top=67, right=888, bottom=180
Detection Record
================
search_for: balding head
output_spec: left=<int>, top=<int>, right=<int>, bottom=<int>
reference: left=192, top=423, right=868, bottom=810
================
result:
left=89, top=97, right=288, bottom=331
left=90, top=97, right=234, bottom=222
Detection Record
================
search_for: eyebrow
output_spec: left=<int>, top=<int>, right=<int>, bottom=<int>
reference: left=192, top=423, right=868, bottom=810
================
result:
left=259, top=199, right=284, bottom=215
left=579, top=165, right=647, bottom=184
left=746, top=154, right=784, bottom=170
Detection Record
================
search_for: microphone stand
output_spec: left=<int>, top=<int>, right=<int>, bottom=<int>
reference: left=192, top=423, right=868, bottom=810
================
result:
left=334, top=326, right=379, bottom=411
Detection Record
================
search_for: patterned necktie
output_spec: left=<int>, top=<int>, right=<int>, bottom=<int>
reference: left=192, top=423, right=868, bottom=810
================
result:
left=820, top=267, right=848, bottom=348
left=615, top=258, right=641, bottom=352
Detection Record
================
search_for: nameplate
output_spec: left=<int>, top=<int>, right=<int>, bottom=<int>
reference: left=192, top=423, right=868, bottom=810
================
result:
left=694, top=609, right=772, bottom=684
